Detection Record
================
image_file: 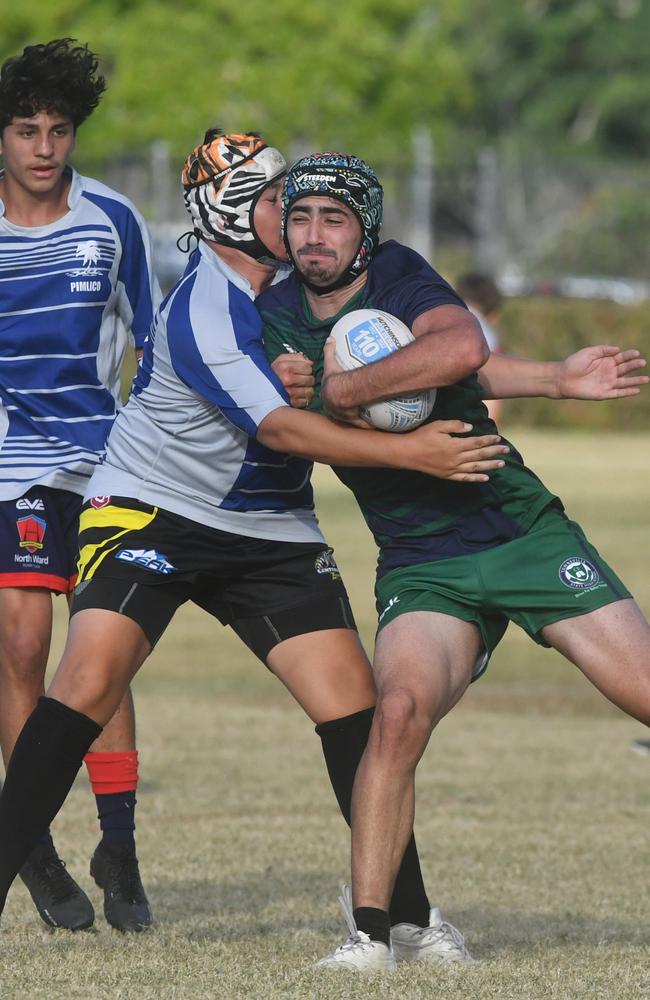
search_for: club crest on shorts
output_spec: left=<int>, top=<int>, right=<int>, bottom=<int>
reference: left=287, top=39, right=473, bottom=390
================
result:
left=16, top=515, right=46, bottom=553
left=559, top=557, right=600, bottom=590
left=314, top=548, right=340, bottom=580
left=90, top=495, right=111, bottom=509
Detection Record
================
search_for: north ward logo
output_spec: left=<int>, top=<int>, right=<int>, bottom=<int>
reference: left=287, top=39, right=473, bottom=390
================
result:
left=559, top=557, right=600, bottom=591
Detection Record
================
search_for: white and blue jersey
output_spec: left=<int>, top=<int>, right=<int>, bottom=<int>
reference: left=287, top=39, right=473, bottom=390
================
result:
left=0, top=169, right=160, bottom=500
left=87, top=242, right=323, bottom=543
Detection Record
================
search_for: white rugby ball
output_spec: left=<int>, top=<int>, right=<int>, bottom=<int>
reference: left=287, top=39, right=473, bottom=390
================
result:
left=330, top=309, right=436, bottom=432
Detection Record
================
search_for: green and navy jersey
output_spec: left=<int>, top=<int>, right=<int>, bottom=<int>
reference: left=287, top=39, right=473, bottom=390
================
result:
left=0, top=169, right=161, bottom=500
left=258, top=240, right=559, bottom=578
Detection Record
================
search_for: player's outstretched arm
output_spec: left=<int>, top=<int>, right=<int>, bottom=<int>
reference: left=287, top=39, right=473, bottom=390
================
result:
left=479, top=346, right=648, bottom=401
left=556, top=346, right=648, bottom=400
left=258, top=407, right=508, bottom=482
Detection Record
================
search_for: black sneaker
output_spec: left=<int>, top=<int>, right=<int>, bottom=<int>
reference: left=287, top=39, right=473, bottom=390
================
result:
left=90, top=841, right=152, bottom=932
left=19, top=843, right=95, bottom=930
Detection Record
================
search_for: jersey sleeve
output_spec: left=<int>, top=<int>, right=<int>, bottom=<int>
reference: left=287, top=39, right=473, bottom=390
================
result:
left=373, top=243, right=467, bottom=330
left=167, top=267, right=290, bottom=437
left=114, top=205, right=162, bottom=350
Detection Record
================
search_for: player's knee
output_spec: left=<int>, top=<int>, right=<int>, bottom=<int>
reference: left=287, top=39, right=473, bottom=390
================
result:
left=372, top=688, right=430, bottom=757
left=0, top=625, right=49, bottom=682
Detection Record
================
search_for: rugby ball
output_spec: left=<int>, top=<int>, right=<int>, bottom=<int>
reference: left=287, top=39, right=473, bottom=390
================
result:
left=330, top=309, right=436, bottom=432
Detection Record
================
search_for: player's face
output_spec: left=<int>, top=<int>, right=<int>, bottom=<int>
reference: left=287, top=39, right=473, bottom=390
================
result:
left=253, top=179, right=288, bottom=260
left=287, top=196, right=362, bottom=287
left=0, top=111, right=75, bottom=199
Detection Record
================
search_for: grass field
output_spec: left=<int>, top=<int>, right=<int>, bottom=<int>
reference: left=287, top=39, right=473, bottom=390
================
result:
left=1, top=429, right=649, bottom=999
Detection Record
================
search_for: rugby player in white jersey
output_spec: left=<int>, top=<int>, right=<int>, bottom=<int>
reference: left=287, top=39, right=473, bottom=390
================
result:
left=0, top=129, right=512, bottom=957
left=0, top=38, right=160, bottom=931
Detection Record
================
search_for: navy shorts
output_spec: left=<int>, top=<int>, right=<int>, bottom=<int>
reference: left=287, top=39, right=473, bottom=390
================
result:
left=0, top=486, right=82, bottom=593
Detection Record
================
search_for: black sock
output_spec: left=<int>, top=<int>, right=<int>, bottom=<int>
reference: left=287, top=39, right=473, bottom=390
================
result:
left=316, top=707, right=431, bottom=928
left=0, top=696, right=102, bottom=913
left=353, top=906, right=391, bottom=946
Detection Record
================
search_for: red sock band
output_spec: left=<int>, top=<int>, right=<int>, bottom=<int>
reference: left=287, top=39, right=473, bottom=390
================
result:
left=84, top=750, right=139, bottom=794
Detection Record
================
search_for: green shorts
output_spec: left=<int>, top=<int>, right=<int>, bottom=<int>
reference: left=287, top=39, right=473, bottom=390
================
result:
left=375, top=504, right=631, bottom=678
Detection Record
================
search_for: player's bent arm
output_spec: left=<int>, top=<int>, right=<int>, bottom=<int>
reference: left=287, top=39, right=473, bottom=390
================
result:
left=322, top=306, right=489, bottom=414
left=479, top=346, right=648, bottom=401
left=257, top=407, right=508, bottom=481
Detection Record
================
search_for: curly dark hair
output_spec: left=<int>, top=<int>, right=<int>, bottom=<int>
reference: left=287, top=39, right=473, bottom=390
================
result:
left=0, top=38, right=106, bottom=132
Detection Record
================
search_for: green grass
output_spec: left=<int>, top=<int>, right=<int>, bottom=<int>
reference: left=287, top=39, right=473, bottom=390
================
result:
left=1, top=430, right=649, bottom=999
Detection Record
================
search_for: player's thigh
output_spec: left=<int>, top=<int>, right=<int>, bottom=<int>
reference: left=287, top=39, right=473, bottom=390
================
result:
left=267, top=627, right=375, bottom=724
left=374, top=610, right=481, bottom=727
left=48, top=608, right=152, bottom=726
left=0, top=587, right=53, bottom=675
left=542, top=599, right=650, bottom=722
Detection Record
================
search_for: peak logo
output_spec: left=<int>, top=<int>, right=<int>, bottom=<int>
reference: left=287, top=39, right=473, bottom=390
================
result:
left=115, top=548, right=176, bottom=574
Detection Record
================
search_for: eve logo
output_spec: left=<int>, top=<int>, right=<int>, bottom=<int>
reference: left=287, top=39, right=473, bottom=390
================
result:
left=16, top=497, right=45, bottom=511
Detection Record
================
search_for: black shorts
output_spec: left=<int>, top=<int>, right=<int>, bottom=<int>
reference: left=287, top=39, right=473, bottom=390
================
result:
left=0, top=486, right=82, bottom=593
left=71, top=497, right=356, bottom=661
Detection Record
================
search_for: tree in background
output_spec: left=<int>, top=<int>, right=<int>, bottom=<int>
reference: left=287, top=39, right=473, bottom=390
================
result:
left=0, top=1, right=472, bottom=169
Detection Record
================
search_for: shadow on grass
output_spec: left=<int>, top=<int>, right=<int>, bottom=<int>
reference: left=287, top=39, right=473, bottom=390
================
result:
left=143, top=870, right=645, bottom=952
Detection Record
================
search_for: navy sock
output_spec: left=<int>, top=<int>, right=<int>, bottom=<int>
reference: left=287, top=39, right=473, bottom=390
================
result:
left=96, top=791, right=136, bottom=847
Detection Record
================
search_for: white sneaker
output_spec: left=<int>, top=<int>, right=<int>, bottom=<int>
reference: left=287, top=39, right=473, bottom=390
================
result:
left=315, top=885, right=396, bottom=972
left=391, top=906, right=473, bottom=964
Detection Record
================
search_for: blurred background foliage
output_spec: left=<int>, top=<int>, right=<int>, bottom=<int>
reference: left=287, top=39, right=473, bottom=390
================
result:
left=2, top=0, right=650, bottom=431
left=2, top=0, right=648, bottom=168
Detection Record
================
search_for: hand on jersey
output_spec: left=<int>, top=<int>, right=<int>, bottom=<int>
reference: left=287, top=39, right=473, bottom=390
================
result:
left=272, top=352, right=315, bottom=408
left=557, top=345, right=648, bottom=400
left=407, top=421, right=509, bottom=482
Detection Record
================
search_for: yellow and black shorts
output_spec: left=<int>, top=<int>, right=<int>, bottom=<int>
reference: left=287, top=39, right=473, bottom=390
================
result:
left=72, top=496, right=356, bottom=662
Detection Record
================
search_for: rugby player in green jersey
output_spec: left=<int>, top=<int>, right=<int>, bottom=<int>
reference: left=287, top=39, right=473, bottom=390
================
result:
left=258, top=152, right=650, bottom=971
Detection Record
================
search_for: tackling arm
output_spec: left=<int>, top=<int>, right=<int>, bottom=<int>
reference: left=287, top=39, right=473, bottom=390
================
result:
left=258, top=406, right=508, bottom=482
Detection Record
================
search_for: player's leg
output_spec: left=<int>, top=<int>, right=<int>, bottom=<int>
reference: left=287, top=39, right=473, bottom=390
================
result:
left=267, top=626, right=374, bottom=725
left=351, top=612, right=478, bottom=912
left=0, top=587, right=53, bottom=764
left=315, top=610, right=478, bottom=970
left=494, top=507, right=650, bottom=723
left=218, top=540, right=434, bottom=947
left=0, top=586, right=96, bottom=929
left=0, top=487, right=97, bottom=931
left=0, top=590, right=165, bottom=921
left=267, top=625, right=432, bottom=931
left=542, top=599, right=650, bottom=722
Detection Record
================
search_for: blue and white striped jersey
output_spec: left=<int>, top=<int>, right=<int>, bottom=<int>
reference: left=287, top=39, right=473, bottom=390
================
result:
left=87, top=242, right=323, bottom=543
left=0, top=169, right=160, bottom=500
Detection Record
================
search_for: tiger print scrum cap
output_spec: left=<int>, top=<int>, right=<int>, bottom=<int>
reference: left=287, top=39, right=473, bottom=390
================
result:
left=182, top=129, right=286, bottom=260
